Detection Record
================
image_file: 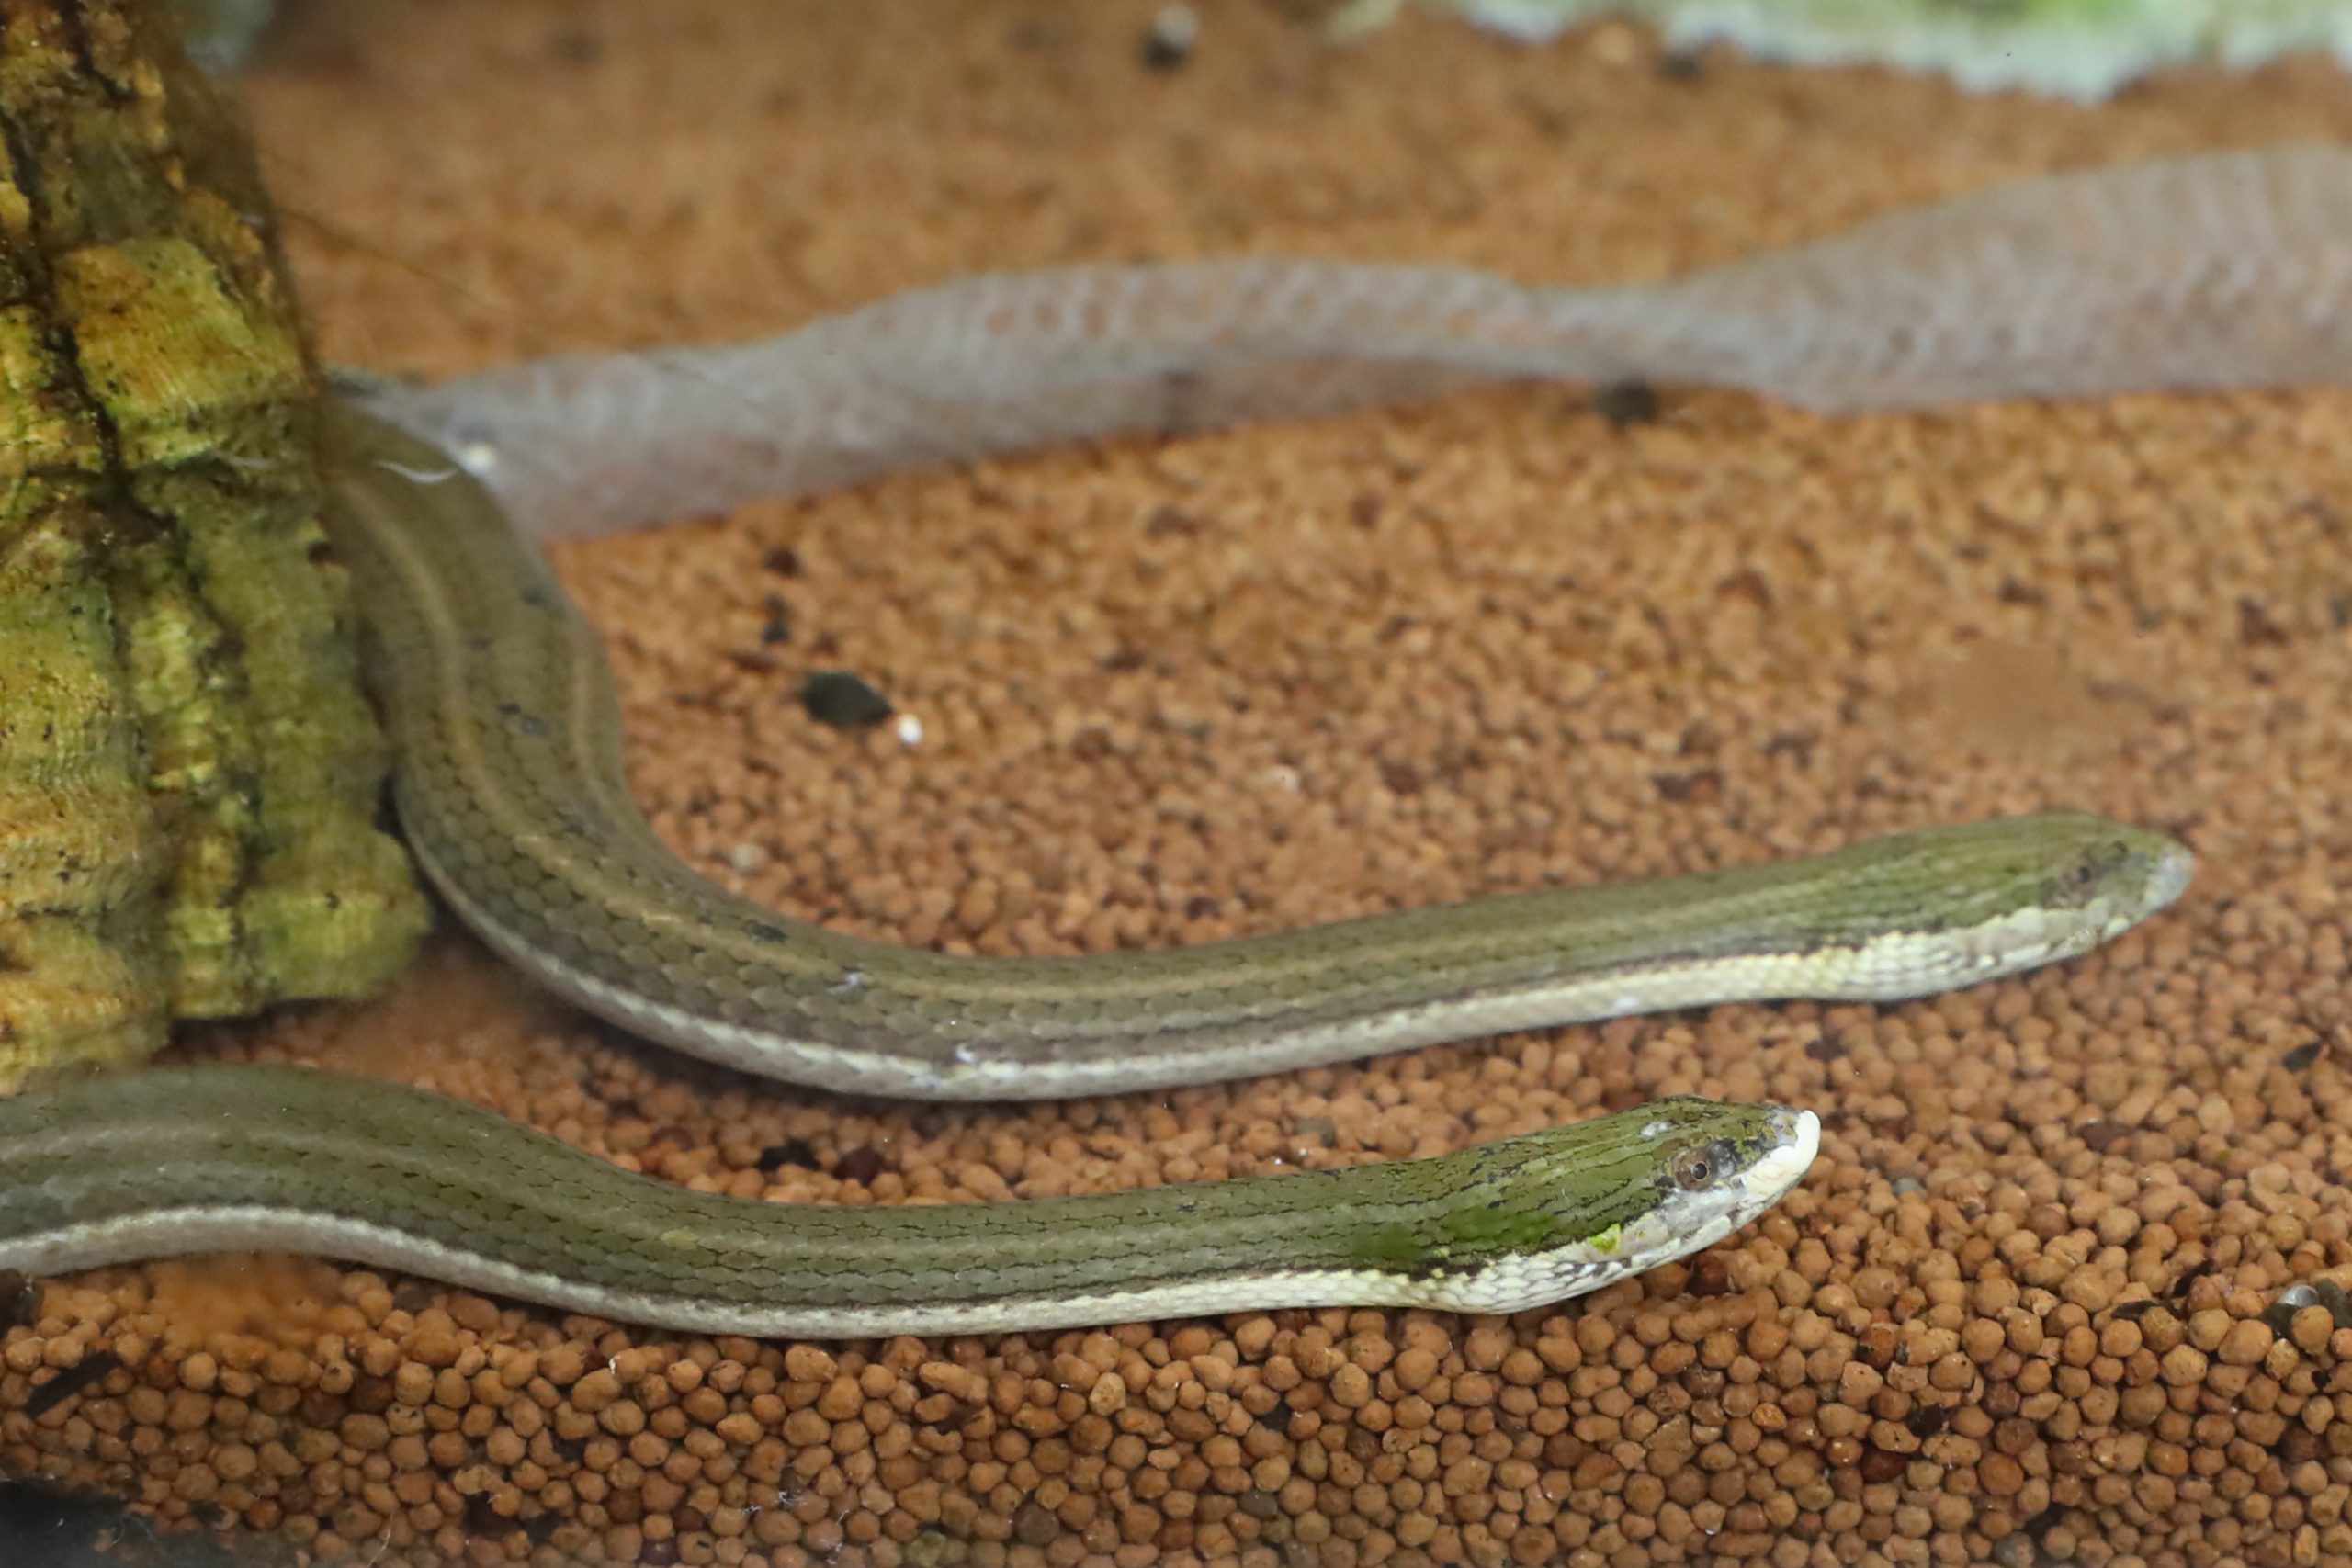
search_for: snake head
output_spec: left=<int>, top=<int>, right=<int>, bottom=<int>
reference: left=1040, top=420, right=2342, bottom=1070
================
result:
left=1768, top=810, right=2194, bottom=1000
left=2026, top=812, right=2195, bottom=934
left=1939, top=810, right=2193, bottom=976
left=1358, top=1097, right=1819, bottom=1315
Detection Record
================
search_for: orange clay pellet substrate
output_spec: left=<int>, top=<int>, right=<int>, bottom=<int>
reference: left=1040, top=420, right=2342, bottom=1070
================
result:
left=6, top=2, right=2352, bottom=1566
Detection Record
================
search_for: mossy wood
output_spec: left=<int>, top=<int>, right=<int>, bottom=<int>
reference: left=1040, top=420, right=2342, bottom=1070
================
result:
left=0, top=0, right=425, bottom=1084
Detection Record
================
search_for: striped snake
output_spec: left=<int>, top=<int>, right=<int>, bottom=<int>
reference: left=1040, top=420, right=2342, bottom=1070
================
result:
left=5, top=144, right=2287, bottom=1336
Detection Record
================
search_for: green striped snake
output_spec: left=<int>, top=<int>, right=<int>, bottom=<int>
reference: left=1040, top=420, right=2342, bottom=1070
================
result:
left=0, top=145, right=2269, bottom=1337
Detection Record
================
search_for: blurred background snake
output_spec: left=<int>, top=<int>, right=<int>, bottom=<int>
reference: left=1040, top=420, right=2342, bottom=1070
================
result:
left=5, top=141, right=2291, bottom=1337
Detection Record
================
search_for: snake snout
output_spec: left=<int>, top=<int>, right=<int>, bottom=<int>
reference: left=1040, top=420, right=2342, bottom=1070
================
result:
left=2086, top=829, right=2194, bottom=945
left=2145, top=840, right=2195, bottom=915
left=1747, top=1107, right=1820, bottom=1203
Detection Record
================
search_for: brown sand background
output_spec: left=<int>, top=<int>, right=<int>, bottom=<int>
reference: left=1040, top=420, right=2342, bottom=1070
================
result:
left=6, top=1, right=2352, bottom=1565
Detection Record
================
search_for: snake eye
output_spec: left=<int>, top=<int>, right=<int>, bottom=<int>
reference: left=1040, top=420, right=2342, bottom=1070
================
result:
left=1672, top=1149, right=1717, bottom=1190
left=2056, top=842, right=2127, bottom=904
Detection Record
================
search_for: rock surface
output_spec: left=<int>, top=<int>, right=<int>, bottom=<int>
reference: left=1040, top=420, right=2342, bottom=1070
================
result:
left=0, top=0, right=424, bottom=1086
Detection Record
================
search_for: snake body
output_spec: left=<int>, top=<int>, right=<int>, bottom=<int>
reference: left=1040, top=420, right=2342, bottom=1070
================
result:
left=0, top=1069, right=1814, bottom=1337
left=0, top=145, right=2256, bottom=1335
left=325, top=409, right=2188, bottom=1103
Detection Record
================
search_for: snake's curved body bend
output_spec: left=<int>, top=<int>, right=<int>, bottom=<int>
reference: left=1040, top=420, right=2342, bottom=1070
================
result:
left=323, top=407, right=2187, bottom=1102
left=0, top=146, right=2256, bottom=1334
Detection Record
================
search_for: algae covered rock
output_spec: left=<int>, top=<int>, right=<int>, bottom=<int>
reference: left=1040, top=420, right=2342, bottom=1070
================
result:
left=0, top=0, right=426, bottom=1085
